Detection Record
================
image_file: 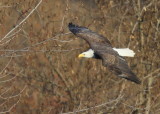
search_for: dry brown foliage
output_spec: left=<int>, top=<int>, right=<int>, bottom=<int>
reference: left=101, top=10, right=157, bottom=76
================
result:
left=0, top=0, right=160, bottom=113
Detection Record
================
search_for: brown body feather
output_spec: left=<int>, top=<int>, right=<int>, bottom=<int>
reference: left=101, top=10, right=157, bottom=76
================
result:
left=68, top=23, right=141, bottom=84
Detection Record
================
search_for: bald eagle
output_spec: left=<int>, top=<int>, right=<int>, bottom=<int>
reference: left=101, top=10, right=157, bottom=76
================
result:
left=68, top=23, right=141, bottom=84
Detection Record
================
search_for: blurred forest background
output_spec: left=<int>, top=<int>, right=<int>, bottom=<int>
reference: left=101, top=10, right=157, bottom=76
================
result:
left=0, top=0, right=160, bottom=113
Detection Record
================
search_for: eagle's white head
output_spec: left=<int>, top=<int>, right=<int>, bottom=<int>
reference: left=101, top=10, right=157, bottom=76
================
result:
left=78, top=49, right=94, bottom=58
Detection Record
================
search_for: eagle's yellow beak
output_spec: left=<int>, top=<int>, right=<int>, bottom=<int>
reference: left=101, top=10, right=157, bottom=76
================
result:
left=78, top=54, right=85, bottom=58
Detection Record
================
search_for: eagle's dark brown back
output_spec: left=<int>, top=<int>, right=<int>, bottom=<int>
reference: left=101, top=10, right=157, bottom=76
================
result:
left=68, top=23, right=141, bottom=84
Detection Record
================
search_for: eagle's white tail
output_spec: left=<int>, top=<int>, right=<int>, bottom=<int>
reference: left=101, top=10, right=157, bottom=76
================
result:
left=113, top=48, right=135, bottom=57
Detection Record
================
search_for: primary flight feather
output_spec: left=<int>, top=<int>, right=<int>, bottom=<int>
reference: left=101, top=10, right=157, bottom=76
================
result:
left=68, top=23, right=141, bottom=84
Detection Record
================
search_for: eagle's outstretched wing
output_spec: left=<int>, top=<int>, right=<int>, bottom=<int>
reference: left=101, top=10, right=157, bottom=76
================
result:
left=98, top=49, right=141, bottom=84
left=68, top=23, right=141, bottom=84
left=68, top=23, right=112, bottom=48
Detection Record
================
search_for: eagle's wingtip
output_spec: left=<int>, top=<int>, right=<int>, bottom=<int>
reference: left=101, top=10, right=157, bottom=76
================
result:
left=119, top=74, right=141, bottom=84
left=68, top=22, right=73, bottom=27
left=68, top=22, right=77, bottom=28
left=68, top=22, right=80, bottom=34
left=135, top=79, right=141, bottom=84
left=128, top=76, right=141, bottom=84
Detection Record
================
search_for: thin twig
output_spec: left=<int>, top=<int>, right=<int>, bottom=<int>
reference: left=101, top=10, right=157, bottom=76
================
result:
left=0, top=32, right=72, bottom=57
left=0, top=85, right=27, bottom=100
left=0, top=0, right=42, bottom=43
left=62, top=95, right=124, bottom=114
left=0, top=56, right=13, bottom=75
left=0, top=95, right=21, bottom=114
